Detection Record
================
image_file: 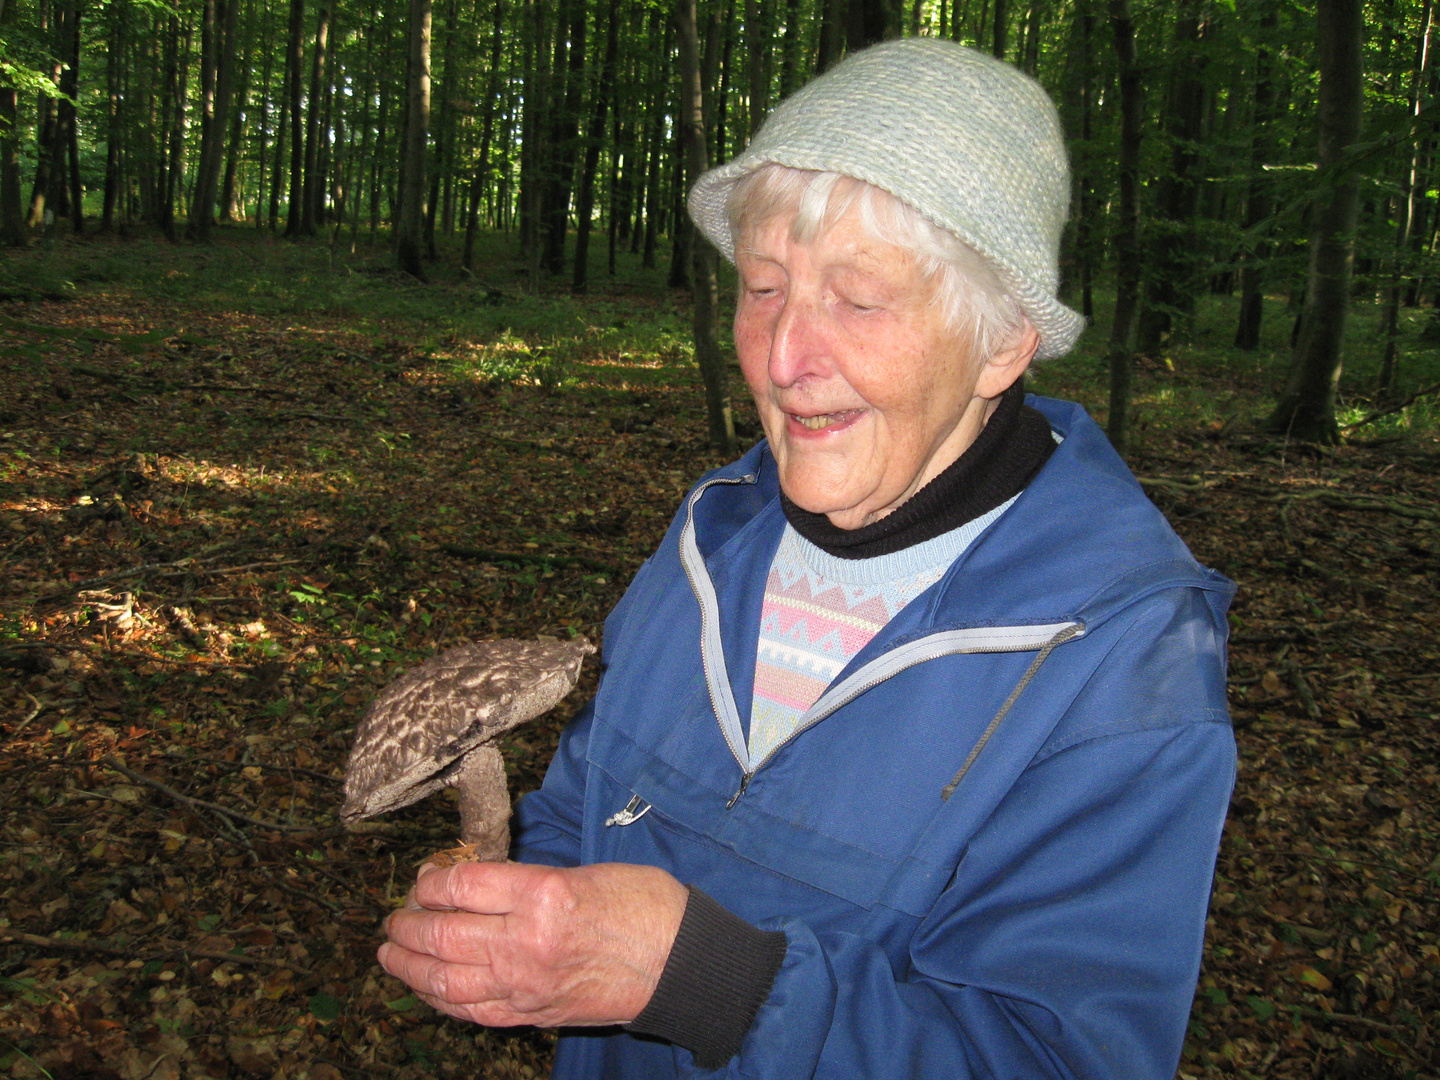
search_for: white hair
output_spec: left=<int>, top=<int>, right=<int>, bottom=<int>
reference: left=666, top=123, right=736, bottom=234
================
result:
left=725, top=164, right=1028, bottom=359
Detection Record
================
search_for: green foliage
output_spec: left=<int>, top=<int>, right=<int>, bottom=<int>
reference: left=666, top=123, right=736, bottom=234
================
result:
left=307, top=992, right=344, bottom=1022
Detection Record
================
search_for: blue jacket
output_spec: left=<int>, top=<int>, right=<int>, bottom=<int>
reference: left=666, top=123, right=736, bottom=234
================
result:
left=515, top=397, right=1237, bottom=1079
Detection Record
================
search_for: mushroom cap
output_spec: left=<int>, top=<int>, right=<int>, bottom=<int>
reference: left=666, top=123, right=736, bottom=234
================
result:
left=340, top=636, right=595, bottom=825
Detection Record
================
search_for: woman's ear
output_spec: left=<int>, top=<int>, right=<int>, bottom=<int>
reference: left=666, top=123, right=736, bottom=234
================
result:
left=975, top=321, right=1040, bottom=400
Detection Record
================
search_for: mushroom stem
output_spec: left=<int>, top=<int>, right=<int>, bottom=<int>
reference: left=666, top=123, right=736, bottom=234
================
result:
left=454, top=745, right=512, bottom=861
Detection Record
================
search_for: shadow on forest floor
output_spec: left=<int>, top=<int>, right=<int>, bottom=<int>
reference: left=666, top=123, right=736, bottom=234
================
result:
left=1, top=233, right=1437, bottom=1080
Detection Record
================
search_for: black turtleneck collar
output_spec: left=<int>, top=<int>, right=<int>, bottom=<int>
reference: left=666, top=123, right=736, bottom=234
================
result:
left=778, top=382, right=1055, bottom=560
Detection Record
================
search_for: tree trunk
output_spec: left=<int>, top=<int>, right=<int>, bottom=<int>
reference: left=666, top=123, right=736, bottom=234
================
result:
left=100, top=0, right=127, bottom=233
left=219, top=0, right=252, bottom=223
left=254, top=32, right=272, bottom=227
left=301, top=2, right=329, bottom=235
left=283, top=0, right=305, bottom=236
left=1265, top=0, right=1363, bottom=444
left=542, top=0, right=584, bottom=275
left=1235, top=8, right=1278, bottom=350
left=1021, top=0, right=1042, bottom=74
left=1077, top=8, right=1095, bottom=320
left=188, top=0, right=239, bottom=239
left=675, top=0, right=735, bottom=455
left=818, top=0, right=844, bottom=72
left=1106, top=0, right=1142, bottom=456
left=396, top=0, right=431, bottom=279
left=424, top=0, right=456, bottom=258
left=1378, top=0, right=1432, bottom=393
left=573, top=0, right=620, bottom=293
left=161, top=16, right=191, bottom=239
left=641, top=11, right=670, bottom=269
left=27, top=0, right=59, bottom=229
left=60, top=0, right=82, bottom=231
left=779, top=0, right=802, bottom=95
left=0, top=0, right=26, bottom=245
left=745, top=0, right=771, bottom=139
left=464, top=0, right=505, bottom=269
left=1135, top=0, right=1206, bottom=356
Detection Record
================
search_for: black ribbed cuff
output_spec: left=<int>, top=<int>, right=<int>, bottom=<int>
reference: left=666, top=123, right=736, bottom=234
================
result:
left=626, top=886, right=788, bottom=1069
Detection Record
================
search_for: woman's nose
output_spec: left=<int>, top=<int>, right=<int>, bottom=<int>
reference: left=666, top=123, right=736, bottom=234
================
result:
left=767, top=298, right=831, bottom=387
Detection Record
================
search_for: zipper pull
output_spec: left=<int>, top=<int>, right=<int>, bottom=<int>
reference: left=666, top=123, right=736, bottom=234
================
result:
left=604, top=794, right=651, bottom=827
left=725, top=774, right=752, bottom=809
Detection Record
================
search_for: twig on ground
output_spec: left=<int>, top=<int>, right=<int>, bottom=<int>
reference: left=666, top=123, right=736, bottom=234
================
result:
left=1247, top=849, right=1426, bottom=879
left=1339, top=381, right=1440, bottom=435
left=1135, top=474, right=1224, bottom=493
left=1288, top=1004, right=1403, bottom=1034
left=439, top=543, right=618, bottom=574
left=162, top=751, right=343, bottom=786
left=1, top=931, right=315, bottom=978
left=1249, top=487, right=1440, bottom=523
left=278, top=849, right=391, bottom=914
left=11, top=693, right=46, bottom=737
left=99, top=755, right=317, bottom=833
left=265, top=876, right=346, bottom=915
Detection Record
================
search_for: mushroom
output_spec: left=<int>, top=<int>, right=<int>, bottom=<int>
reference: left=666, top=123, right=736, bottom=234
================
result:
left=340, top=637, right=594, bottom=861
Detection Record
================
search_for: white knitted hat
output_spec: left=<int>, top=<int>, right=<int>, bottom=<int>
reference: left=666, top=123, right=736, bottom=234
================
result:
left=689, top=38, right=1084, bottom=360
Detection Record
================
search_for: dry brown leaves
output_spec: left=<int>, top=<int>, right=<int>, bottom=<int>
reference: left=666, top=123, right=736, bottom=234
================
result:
left=1, top=293, right=1436, bottom=1080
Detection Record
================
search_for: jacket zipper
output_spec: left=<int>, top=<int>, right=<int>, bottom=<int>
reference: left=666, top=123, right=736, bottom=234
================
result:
left=678, top=472, right=760, bottom=773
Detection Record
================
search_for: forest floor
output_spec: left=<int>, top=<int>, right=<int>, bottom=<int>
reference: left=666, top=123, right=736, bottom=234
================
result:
left=1, top=231, right=1438, bottom=1080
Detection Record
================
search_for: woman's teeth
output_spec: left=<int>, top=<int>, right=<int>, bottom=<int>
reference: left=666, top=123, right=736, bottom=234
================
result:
left=794, top=410, right=858, bottom=430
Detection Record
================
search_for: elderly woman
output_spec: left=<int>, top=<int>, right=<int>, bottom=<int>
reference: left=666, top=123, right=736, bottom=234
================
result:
left=378, top=39, right=1235, bottom=1080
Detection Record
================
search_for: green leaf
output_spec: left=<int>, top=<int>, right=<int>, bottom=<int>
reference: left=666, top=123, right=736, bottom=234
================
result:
left=308, top=991, right=343, bottom=1022
left=1247, top=995, right=1276, bottom=1022
left=385, top=994, right=420, bottom=1013
left=197, top=914, right=222, bottom=931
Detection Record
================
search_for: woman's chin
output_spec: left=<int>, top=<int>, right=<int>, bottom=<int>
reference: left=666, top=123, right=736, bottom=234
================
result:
left=776, top=476, right=875, bottom=530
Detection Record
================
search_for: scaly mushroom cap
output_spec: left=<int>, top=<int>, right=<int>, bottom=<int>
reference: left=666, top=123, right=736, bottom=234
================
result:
left=340, top=637, right=594, bottom=827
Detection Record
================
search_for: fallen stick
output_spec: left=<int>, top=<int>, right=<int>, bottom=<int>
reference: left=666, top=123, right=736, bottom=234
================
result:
left=100, top=755, right=317, bottom=833
left=439, top=543, right=618, bottom=574
left=1340, top=380, right=1440, bottom=434
left=1, top=931, right=315, bottom=978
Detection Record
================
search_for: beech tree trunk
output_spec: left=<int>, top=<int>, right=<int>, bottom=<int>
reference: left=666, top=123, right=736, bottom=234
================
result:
left=283, top=0, right=305, bottom=236
left=675, top=0, right=734, bottom=455
left=1235, top=8, right=1279, bottom=350
left=1266, top=0, right=1364, bottom=444
left=1106, top=0, right=1142, bottom=455
left=573, top=0, right=620, bottom=293
left=1378, top=0, right=1432, bottom=393
left=464, top=0, right=505, bottom=270
left=0, top=0, right=25, bottom=245
left=396, top=0, right=431, bottom=279
left=100, top=0, right=126, bottom=233
left=301, top=2, right=330, bottom=235
left=188, top=0, right=239, bottom=239
left=1135, top=0, right=1206, bottom=355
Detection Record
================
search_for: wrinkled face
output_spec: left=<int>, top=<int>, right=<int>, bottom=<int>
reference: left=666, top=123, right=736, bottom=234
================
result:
left=735, top=212, right=1004, bottom=530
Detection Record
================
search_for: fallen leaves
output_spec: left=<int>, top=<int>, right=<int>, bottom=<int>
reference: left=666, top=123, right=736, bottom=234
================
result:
left=0, top=286, right=719, bottom=1079
left=1, top=274, right=1437, bottom=1079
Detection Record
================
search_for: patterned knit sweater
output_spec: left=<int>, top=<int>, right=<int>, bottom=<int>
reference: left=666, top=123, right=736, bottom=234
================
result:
left=748, top=508, right=1009, bottom=761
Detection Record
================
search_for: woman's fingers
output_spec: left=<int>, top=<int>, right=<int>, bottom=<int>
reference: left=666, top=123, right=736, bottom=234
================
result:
left=378, top=861, right=690, bottom=1028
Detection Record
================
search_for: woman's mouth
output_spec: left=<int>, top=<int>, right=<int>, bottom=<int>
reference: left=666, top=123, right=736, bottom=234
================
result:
left=790, top=409, right=863, bottom=432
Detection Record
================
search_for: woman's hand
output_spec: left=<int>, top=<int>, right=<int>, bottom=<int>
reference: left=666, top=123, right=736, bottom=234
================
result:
left=378, top=861, right=689, bottom=1028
